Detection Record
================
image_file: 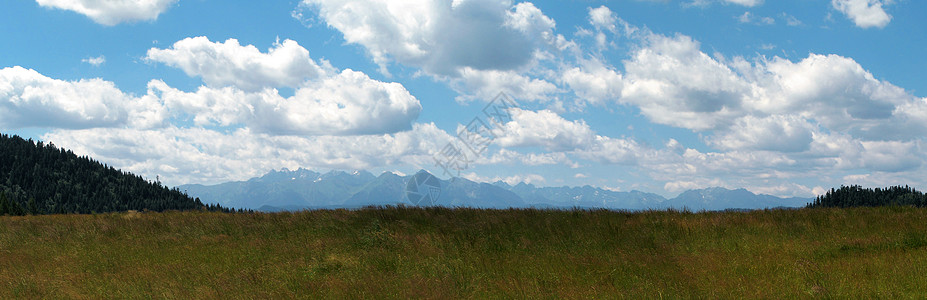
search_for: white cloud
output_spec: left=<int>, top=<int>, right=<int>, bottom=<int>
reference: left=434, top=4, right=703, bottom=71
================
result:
left=298, top=0, right=579, bottom=105
left=505, top=2, right=557, bottom=40
left=586, top=6, right=621, bottom=49
left=588, top=6, right=617, bottom=33
left=621, top=33, right=749, bottom=130
left=0, top=66, right=164, bottom=129
left=562, top=58, right=623, bottom=105
left=709, top=115, right=815, bottom=152
left=461, top=172, right=545, bottom=185
left=0, top=64, right=420, bottom=136
left=259, top=70, right=422, bottom=135
left=781, top=13, right=803, bottom=26
left=501, top=173, right=546, bottom=185
left=757, top=54, right=916, bottom=139
left=151, top=69, right=422, bottom=136
left=36, top=0, right=177, bottom=26
left=146, top=37, right=332, bottom=91
left=451, top=68, right=558, bottom=103
left=42, top=123, right=454, bottom=186
left=483, top=149, right=575, bottom=167
left=748, top=182, right=814, bottom=198
left=494, top=108, right=595, bottom=152
left=16, top=3, right=927, bottom=200
left=82, top=55, right=105, bottom=66
left=299, top=0, right=557, bottom=75
left=859, top=140, right=922, bottom=172
left=840, top=171, right=927, bottom=189
left=143, top=37, right=422, bottom=135
left=613, top=30, right=923, bottom=145
left=606, top=37, right=927, bottom=191
left=656, top=149, right=797, bottom=181
left=832, top=0, right=892, bottom=28
left=737, top=11, right=773, bottom=25
left=576, top=136, right=652, bottom=165
left=664, top=180, right=711, bottom=194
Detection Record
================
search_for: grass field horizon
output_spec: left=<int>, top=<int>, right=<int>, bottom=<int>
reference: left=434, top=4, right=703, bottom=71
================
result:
left=2, top=206, right=926, bottom=298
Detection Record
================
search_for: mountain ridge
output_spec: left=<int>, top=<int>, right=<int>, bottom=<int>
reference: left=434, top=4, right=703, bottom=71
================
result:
left=179, top=169, right=812, bottom=211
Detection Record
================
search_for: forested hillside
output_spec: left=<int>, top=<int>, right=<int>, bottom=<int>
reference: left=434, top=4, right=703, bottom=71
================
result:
left=809, top=185, right=927, bottom=208
left=0, top=133, right=226, bottom=215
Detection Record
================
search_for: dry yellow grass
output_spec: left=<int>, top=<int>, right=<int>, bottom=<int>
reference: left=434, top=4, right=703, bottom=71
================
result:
left=0, top=206, right=925, bottom=298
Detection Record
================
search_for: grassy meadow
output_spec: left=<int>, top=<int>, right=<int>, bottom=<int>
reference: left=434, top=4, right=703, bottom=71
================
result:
left=1, top=206, right=926, bottom=298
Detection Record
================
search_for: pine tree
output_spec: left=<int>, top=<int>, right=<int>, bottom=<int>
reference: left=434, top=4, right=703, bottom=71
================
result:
left=27, top=197, right=39, bottom=215
left=0, top=133, right=212, bottom=215
left=0, top=192, right=9, bottom=215
left=9, top=198, right=23, bottom=216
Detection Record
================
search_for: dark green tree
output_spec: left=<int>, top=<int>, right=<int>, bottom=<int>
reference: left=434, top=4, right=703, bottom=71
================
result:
left=0, top=133, right=244, bottom=214
left=27, top=197, right=39, bottom=215
left=809, top=185, right=927, bottom=208
left=0, top=192, right=9, bottom=215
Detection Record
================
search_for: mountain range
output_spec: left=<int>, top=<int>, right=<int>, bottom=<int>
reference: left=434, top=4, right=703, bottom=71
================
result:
left=179, top=169, right=812, bottom=211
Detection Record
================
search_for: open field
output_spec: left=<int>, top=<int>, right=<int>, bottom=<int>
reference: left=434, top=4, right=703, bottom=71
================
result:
left=1, top=206, right=926, bottom=298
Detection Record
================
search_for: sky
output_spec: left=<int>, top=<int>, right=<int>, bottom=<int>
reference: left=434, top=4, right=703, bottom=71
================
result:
left=1, top=0, right=926, bottom=198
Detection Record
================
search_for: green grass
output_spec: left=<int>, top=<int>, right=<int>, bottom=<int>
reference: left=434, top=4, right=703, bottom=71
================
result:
left=1, top=206, right=926, bottom=298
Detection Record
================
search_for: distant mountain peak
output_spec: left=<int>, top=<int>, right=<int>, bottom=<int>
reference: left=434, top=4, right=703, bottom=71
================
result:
left=180, top=169, right=812, bottom=211
left=377, top=171, right=402, bottom=178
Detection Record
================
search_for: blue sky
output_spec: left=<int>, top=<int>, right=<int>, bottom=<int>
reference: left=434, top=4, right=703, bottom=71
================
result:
left=2, top=0, right=926, bottom=198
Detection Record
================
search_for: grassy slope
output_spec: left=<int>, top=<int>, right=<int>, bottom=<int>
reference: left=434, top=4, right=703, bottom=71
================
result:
left=1, top=207, right=926, bottom=298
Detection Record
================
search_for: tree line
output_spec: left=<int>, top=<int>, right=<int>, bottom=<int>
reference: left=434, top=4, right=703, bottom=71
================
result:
left=0, top=133, right=242, bottom=215
left=808, top=185, right=927, bottom=208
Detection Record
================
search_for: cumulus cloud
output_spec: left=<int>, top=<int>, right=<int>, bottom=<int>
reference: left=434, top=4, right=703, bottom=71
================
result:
left=143, top=37, right=423, bottom=135
left=296, top=0, right=580, bottom=104
left=562, top=58, right=623, bottom=105
left=36, top=0, right=177, bottom=26
left=593, top=29, right=927, bottom=194
left=709, top=115, right=815, bottom=152
left=576, top=136, right=653, bottom=166
left=300, top=0, right=557, bottom=76
left=494, top=108, right=595, bottom=151
left=483, top=149, right=576, bottom=167
left=621, top=33, right=749, bottom=130
left=859, top=140, right=922, bottom=172
left=146, top=37, right=333, bottom=91
left=16, top=3, right=927, bottom=199
left=43, top=123, right=454, bottom=186
left=831, top=0, right=892, bottom=28
left=451, top=68, right=558, bottom=103
left=150, top=69, right=421, bottom=136
left=614, top=30, right=923, bottom=144
left=588, top=6, right=617, bottom=33
left=2, top=62, right=420, bottom=136
left=0, top=66, right=164, bottom=129
left=757, top=54, right=915, bottom=139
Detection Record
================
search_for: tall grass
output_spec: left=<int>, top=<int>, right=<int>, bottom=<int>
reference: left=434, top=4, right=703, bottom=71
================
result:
left=0, top=206, right=925, bottom=298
